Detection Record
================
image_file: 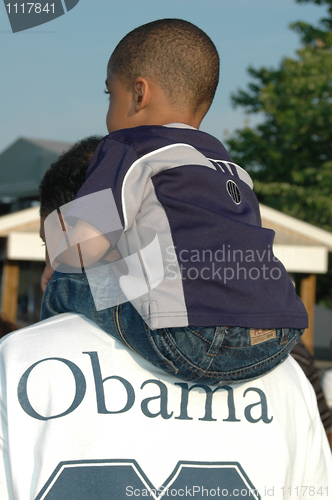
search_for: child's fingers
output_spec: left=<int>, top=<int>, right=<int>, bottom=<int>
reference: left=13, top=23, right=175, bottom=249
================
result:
left=40, top=266, right=55, bottom=292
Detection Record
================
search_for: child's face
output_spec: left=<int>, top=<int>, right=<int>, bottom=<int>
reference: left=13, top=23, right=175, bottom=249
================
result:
left=105, top=72, right=136, bottom=133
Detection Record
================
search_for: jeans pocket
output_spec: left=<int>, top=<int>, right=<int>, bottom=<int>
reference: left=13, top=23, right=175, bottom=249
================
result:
left=148, top=326, right=225, bottom=381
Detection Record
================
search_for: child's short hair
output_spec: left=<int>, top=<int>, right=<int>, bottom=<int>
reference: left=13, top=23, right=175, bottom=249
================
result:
left=39, top=136, right=103, bottom=217
left=108, top=19, right=220, bottom=116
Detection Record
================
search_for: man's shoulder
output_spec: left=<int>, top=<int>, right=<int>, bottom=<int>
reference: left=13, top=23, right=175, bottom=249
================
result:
left=0, top=314, right=99, bottom=350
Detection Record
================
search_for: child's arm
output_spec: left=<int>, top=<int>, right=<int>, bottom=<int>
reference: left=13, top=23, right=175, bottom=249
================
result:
left=41, top=264, right=54, bottom=292
left=49, top=219, right=111, bottom=270
left=40, top=240, right=54, bottom=292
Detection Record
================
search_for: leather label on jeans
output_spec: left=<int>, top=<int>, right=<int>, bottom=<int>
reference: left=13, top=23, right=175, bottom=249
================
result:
left=250, top=328, right=276, bottom=345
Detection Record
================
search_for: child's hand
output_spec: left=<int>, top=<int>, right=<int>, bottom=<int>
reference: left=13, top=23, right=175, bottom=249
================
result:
left=41, top=265, right=55, bottom=292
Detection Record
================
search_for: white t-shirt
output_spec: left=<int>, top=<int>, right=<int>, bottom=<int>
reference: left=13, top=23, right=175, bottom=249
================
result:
left=0, top=313, right=331, bottom=500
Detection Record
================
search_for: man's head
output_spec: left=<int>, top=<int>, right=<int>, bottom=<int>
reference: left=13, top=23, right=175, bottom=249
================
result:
left=39, top=136, right=102, bottom=241
left=39, top=136, right=103, bottom=219
left=39, top=136, right=102, bottom=291
left=105, top=19, right=219, bottom=133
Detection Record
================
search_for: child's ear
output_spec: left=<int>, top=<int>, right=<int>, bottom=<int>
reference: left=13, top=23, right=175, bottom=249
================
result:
left=134, top=77, right=150, bottom=111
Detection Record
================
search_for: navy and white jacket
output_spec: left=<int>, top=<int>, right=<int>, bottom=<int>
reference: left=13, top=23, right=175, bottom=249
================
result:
left=66, top=124, right=308, bottom=330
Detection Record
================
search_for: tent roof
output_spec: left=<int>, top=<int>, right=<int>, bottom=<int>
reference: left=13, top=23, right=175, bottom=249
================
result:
left=0, top=137, right=72, bottom=199
left=260, top=204, right=332, bottom=251
left=0, top=206, right=40, bottom=236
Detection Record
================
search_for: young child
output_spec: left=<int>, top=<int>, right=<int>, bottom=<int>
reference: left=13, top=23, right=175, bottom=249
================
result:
left=41, top=19, right=307, bottom=385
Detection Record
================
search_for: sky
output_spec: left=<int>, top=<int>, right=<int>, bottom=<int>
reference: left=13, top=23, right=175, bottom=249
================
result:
left=0, top=0, right=325, bottom=155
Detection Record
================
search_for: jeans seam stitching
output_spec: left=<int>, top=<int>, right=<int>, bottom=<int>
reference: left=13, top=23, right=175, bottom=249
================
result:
left=114, top=305, right=136, bottom=353
left=144, top=325, right=179, bottom=373
left=162, top=330, right=216, bottom=380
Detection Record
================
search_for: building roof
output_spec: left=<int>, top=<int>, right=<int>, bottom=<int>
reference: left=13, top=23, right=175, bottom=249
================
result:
left=0, top=206, right=40, bottom=235
left=0, top=137, right=72, bottom=199
left=260, top=204, right=332, bottom=274
left=260, top=205, right=332, bottom=251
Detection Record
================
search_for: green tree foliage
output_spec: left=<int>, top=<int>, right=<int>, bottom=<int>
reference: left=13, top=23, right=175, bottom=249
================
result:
left=226, top=0, right=332, bottom=303
left=291, top=0, right=332, bottom=47
left=227, top=1, right=332, bottom=229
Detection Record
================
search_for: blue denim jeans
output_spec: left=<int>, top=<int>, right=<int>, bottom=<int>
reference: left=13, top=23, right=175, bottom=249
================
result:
left=41, top=271, right=303, bottom=385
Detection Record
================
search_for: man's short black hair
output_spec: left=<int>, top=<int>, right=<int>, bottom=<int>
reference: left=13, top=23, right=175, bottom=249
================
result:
left=39, top=136, right=103, bottom=217
left=108, top=19, right=220, bottom=116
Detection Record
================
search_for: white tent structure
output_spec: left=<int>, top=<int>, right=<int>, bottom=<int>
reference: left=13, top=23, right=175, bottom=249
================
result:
left=0, top=136, right=72, bottom=324
left=260, top=205, right=332, bottom=354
